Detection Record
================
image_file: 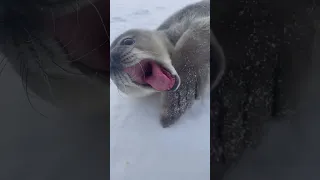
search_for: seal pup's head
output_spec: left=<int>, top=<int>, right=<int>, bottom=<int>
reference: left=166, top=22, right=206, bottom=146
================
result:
left=110, top=29, right=181, bottom=97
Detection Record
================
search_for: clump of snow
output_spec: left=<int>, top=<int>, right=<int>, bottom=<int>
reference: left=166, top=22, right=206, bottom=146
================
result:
left=110, top=0, right=210, bottom=180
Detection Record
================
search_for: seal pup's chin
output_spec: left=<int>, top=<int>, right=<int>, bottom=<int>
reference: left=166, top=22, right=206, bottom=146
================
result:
left=124, top=60, right=180, bottom=91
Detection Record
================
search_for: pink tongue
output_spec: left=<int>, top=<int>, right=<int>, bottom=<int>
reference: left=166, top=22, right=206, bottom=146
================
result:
left=124, top=61, right=175, bottom=91
left=145, top=61, right=175, bottom=91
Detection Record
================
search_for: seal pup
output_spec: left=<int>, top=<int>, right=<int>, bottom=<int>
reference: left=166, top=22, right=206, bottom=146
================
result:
left=110, top=0, right=225, bottom=127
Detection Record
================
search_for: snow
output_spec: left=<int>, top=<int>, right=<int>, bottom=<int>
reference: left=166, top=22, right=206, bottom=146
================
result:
left=110, top=0, right=210, bottom=180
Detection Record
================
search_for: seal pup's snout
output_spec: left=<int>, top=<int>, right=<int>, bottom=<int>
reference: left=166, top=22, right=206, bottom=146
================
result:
left=111, top=51, right=121, bottom=62
left=110, top=51, right=123, bottom=71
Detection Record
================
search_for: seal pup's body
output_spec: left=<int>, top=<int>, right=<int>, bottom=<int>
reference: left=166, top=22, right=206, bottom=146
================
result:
left=110, top=0, right=225, bottom=127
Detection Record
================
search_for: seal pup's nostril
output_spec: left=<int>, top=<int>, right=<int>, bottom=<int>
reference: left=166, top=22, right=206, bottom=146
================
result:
left=110, top=51, right=123, bottom=71
left=111, top=51, right=121, bottom=62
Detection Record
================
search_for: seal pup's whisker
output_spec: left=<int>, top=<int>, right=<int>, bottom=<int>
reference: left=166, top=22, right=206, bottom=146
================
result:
left=116, top=73, right=128, bottom=97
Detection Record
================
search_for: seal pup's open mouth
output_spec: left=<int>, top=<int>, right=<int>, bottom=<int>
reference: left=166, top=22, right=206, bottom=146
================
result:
left=124, top=60, right=177, bottom=91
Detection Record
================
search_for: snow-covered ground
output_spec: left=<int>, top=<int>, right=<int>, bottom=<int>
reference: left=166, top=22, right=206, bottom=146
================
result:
left=110, top=0, right=210, bottom=180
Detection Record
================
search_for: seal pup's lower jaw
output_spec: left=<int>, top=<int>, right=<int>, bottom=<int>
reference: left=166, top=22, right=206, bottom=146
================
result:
left=170, top=75, right=181, bottom=91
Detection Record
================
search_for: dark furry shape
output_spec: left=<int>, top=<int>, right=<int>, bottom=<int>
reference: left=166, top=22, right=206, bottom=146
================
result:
left=210, top=0, right=317, bottom=179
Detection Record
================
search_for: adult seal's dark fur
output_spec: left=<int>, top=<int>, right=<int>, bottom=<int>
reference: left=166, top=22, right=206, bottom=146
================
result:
left=210, top=0, right=317, bottom=179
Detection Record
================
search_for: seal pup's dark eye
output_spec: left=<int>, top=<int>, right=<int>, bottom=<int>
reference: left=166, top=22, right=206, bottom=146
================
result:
left=121, top=38, right=135, bottom=45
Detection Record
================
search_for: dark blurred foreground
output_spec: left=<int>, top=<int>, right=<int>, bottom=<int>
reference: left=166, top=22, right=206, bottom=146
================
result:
left=211, top=0, right=320, bottom=179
